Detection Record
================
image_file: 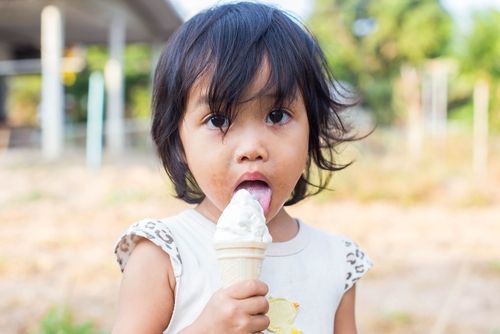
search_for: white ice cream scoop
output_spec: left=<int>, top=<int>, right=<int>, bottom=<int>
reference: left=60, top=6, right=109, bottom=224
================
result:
left=214, top=189, right=272, bottom=244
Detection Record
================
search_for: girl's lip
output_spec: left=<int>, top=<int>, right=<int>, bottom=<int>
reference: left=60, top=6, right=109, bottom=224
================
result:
left=233, top=171, right=270, bottom=192
left=233, top=171, right=272, bottom=216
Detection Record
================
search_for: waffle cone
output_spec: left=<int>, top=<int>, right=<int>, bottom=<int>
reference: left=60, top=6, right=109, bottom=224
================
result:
left=214, top=241, right=267, bottom=287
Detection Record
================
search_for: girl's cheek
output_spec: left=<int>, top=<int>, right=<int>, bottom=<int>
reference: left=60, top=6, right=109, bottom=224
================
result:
left=204, top=173, right=229, bottom=199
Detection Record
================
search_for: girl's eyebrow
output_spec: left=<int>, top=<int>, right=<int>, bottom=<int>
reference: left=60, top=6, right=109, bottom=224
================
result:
left=194, top=90, right=292, bottom=108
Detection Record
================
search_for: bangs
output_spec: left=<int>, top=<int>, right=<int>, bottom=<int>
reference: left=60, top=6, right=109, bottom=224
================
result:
left=181, top=3, right=310, bottom=121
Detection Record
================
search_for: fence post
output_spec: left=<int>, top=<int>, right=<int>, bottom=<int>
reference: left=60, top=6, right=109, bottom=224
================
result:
left=473, top=78, right=489, bottom=181
left=86, top=72, right=105, bottom=169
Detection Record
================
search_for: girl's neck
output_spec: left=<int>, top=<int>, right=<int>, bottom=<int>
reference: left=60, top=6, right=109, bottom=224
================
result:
left=266, top=208, right=299, bottom=242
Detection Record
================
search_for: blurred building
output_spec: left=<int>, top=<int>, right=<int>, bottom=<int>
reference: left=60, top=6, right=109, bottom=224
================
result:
left=0, top=0, right=182, bottom=158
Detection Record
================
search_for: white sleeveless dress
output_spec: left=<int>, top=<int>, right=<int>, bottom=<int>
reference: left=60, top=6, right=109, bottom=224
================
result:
left=115, top=208, right=373, bottom=333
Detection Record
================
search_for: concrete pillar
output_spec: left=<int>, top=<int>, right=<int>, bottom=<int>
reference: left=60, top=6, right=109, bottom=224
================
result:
left=86, top=72, right=105, bottom=169
left=105, top=13, right=126, bottom=155
left=41, top=5, right=64, bottom=159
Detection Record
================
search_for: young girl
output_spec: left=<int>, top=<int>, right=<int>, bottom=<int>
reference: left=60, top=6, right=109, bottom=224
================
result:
left=113, top=2, right=372, bottom=333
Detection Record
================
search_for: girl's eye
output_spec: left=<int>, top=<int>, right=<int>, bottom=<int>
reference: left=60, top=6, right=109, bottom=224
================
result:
left=266, top=109, right=291, bottom=125
left=205, top=114, right=230, bottom=129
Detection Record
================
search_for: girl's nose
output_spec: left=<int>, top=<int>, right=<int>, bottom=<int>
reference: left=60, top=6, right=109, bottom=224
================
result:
left=235, top=132, right=269, bottom=163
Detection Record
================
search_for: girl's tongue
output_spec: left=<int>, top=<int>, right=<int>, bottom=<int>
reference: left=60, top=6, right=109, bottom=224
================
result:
left=236, top=181, right=272, bottom=214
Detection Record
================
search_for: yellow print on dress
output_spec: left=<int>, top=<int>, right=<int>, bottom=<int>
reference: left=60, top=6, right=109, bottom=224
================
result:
left=266, top=297, right=303, bottom=334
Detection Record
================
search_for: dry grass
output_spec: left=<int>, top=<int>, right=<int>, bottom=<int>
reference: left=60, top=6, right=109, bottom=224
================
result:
left=1, top=132, right=499, bottom=333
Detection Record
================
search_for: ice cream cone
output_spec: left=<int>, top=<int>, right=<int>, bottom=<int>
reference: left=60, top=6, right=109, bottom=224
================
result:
left=214, top=241, right=267, bottom=287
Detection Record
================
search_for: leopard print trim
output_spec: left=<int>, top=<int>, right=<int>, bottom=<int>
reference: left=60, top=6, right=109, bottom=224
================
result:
left=342, top=238, right=373, bottom=292
left=114, top=219, right=182, bottom=277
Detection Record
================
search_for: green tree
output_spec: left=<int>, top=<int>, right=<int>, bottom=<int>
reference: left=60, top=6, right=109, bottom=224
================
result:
left=456, top=10, right=500, bottom=132
left=308, top=0, right=452, bottom=124
left=65, top=44, right=153, bottom=123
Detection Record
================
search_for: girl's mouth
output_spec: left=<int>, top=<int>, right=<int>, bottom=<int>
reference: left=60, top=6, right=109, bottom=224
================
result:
left=235, top=180, right=272, bottom=215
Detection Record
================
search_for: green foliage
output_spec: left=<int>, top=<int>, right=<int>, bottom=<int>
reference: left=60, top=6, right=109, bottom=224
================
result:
left=373, top=1, right=452, bottom=63
left=124, top=44, right=152, bottom=77
left=7, top=75, right=41, bottom=126
left=448, top=102, right=473, bottom=130
left=123, top=45, right=152, bottom=119
left=31, top=306, right=104, bottom=334
left=451, top=10, right=500, bottom=132
left=65, top=70, right=92, bottom=123
left=85, top=46, right=107, bottom=72
left=129, top=85, right=151, bottom=119
left=491, top=82, right=500, bottom=131
left=384, top=311, right=413, bottom=326
left=308, top=0, right=452, bottom=124
left=487, top=260, right=500, bottom=274
left=7, top=43, right=153, bottom=126
left=459, top=10, right=500, bottom=78
left=65, top=44, right=152, bottom=123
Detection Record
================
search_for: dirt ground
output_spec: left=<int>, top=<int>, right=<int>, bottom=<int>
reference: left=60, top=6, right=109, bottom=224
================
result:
left=1, top=149, right=499, bottom=334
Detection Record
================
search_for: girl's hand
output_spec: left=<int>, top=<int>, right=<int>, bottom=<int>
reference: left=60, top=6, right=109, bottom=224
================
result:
left=183, top=279, right=270, bottom=334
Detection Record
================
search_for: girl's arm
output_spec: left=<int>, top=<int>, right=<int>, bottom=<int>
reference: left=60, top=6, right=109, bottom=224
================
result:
left=333, top=284, right=357, bottom=334
left=112, top=238, right=270, bottom=334
left=112, top=239, right=176, bottom=334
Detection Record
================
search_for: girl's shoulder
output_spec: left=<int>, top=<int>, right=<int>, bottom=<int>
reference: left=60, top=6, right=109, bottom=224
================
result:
left=334, top=234, right=373, bottom=291
left=114, top=211, right=190, bottom=277
left=113, top=208, right=213, bottom=276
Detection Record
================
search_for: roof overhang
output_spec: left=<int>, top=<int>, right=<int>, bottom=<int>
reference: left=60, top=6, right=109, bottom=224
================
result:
left=0, top=0, right=183, bottom=49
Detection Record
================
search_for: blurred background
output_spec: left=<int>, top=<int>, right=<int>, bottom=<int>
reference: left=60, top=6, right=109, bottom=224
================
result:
left=0, top=0, right=499, bottom=333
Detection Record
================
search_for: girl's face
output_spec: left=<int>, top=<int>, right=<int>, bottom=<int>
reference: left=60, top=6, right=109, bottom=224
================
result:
left=179, top=64, right=309, bottom=230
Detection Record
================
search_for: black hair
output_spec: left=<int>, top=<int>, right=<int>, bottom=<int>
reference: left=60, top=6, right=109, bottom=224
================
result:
left=151, top=1, right=358, bottom=205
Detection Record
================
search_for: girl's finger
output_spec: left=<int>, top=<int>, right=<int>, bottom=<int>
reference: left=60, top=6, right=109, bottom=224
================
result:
left=247, top=314, right=271, bottom=333
left=239, top=295, right=269, bottom=315
left=225, top=279, right=268, bottom=299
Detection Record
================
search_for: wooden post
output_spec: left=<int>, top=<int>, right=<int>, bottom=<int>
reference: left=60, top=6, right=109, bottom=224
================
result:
left=473, top=78, right=489, bottom=180
left=401, top=65, right=423, bottom=161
